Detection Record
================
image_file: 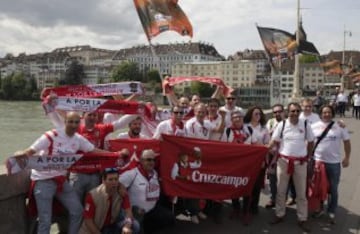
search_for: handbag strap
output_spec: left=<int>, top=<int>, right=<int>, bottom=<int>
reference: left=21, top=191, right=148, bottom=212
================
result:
left=312, top=121, right=335, bottom=155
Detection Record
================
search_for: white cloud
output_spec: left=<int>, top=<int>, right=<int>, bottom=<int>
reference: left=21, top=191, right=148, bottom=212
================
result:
left=0, top=0, right=359, bottom=57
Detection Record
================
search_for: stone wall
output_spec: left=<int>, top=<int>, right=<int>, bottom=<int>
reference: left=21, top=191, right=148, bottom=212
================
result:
left=0, top=169, right=30, bottom=234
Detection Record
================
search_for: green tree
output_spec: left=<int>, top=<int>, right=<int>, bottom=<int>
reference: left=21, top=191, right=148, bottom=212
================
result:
left=63, top=60, right=85, bottom=85
left=2, top=74, right=13, bottom=99
left=146, top=69, right=161, bottom=83
left=11, top=73, right=27, bottom=100
left=190, top=81, right=216, bottom=97
left=111, top=61, right=142, bottom=82
left=299, top=54, right=318, bottom=64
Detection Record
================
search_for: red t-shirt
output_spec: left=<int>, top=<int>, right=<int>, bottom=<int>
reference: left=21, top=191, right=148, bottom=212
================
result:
left=83, top=193, right=131, bottom=227
left=78, top=124, right=114, bottom=149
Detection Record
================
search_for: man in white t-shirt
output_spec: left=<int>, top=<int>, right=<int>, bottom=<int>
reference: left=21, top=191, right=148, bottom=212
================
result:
left=219, top=93, right=243, bottom=128
left=268, top=102, right=315, bottom=232
left=206, top=98, right=226, bottom=141
left=119, top=149, right=175, bottom=233
left=185, top=103, right=216, bottom=140
left=152, top=105, right=185, bottom=140
left=352, top=89, right=360, bottom=119
left=265, top=104, right=286, bottom=209
left=336, top=89, right=348, bottom=117
left=299, top=98, right=321, bottom=124
left=117, top=116, right=149, bottom=139
left=14, top=112, right=111, bottom=234
left=311, top=105, right=351, bottom=223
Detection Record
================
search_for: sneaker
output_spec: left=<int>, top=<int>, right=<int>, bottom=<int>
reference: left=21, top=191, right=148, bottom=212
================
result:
left=265, top=200, right=275, bottom=209
left=191, top=215, right=199, bottom=224
left=269, top=216, right=284, bottom=225
left=328, top=213, right=336, bottom=224
left=286, top=198, right=296, bottom=206
left=312, top=210, right=325, bottom=218
left=198, top=211, right=207, bottom=220
left=298, top=220, right=311, bottom=232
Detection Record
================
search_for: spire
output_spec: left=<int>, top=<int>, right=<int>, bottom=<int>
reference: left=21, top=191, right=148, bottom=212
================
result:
left=298, top=16, right=307, bottom=41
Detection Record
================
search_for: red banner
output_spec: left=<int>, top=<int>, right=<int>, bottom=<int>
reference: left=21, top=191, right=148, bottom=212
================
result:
left=162, top=76, right=233, bottom=96
left=159, top=135, right=267, bottom=200
left=40, top=82, right=145, bottom=100
left=108, top=139, right=161, bottom=172
left=134, top=0, right=193, bottom=40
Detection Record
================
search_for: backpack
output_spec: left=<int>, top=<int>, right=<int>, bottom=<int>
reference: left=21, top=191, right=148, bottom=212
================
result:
left=280, top=119, right=307, bottom=140
left=225, top=125, right=253, bottom=142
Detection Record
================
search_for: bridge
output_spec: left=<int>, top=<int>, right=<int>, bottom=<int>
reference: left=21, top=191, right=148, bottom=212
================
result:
left=0, top=115, right=359, bottom=234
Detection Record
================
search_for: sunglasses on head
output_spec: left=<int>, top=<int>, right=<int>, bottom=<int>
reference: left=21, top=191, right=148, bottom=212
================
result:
left=104, top=167, right=118, bottom=174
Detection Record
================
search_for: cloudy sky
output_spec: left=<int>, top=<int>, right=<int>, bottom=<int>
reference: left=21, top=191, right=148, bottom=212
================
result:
left=0, top=0, right=359, bottom=57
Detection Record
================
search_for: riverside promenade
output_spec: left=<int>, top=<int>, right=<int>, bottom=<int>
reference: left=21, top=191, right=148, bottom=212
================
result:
left=0, top=115, right=359, bottom=234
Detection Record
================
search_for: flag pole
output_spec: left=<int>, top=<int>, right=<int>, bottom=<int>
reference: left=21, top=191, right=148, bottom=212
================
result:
left=148, top=40, right=173, bottom=107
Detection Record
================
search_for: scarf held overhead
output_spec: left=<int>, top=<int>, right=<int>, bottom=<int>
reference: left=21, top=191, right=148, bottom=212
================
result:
left=41, top=82, right=145, bottom=99
left=162, top=76, right=233, bottom=96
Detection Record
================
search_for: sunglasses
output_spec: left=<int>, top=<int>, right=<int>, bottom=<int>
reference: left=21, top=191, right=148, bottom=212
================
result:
left=104, top=167, right=118, bottom=173
left=290, top=109, right=301, bottom=113
left=226, top=97, right=235, bottom=100
left=273, top=110, right=283, bottom=114
left=173, top=111, right=184, bottom=115
left=67, top=120, right=80, bottom=124
left=144, top=158, right=155, bottom=162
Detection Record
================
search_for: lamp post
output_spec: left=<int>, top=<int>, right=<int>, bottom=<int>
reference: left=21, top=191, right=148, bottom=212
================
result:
left=341, top=25, right=352, bottom=90
left=291, top=0, right=301, bottom=102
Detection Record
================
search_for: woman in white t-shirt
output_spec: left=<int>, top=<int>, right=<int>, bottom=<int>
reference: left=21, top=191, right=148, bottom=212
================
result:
left=241, top=106, right=269, bottom=225
left=311, top=105, right=351, bottom=223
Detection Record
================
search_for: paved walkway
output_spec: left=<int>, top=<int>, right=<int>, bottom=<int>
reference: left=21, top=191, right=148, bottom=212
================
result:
left=155, top=116, right=360, bottom=234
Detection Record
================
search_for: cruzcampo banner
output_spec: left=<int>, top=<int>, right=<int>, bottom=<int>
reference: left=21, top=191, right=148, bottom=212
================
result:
left=134, top=0, right=193, bottom=40
left=159, top=135, right=267, bottom=200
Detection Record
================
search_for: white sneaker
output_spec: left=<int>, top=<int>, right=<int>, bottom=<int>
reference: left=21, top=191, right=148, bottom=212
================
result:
left=191, top=215, right=200, bottom=224
left=198, top=211, right=207, bottom=220
left=328, top=213, right=336, bottom=224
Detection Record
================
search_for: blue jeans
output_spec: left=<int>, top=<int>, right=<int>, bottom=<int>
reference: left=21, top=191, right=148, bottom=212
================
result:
left=69, top=172, right=101, bottom=202
left=34, top=179, right=83, bottom=234
left=324, top=162, right=341, bottom=213
left=101, top=211, right=140, bottom=234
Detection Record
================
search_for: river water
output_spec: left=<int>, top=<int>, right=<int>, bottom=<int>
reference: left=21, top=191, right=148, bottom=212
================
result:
left=0, top=101, right=52, bottom=164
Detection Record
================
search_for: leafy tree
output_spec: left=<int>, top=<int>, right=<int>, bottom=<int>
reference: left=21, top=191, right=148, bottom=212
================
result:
left=63, top=60, right=84, bottom=85
left=11, top=73, right=27, bottom=99
left=299, top=54, right=319, bottom=64
left=190, top=81, right=216, bottom=98
left=2, top=74, right=14, bottom=99
left=111, top=61, right=142, bottom=82
left=146, top=69, right=161, bottom=83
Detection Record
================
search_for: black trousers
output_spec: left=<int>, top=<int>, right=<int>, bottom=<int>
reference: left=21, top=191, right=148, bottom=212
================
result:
left=142, top=204, right=175, bottom=234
